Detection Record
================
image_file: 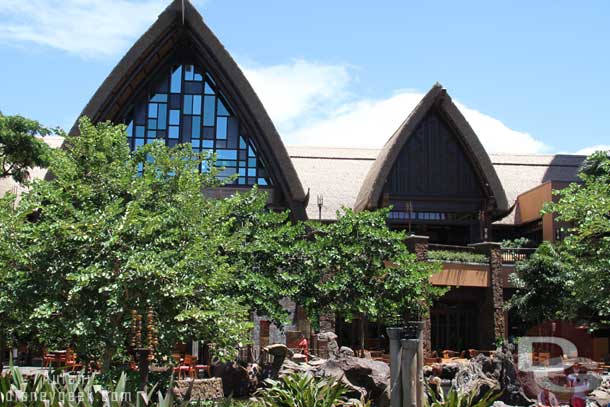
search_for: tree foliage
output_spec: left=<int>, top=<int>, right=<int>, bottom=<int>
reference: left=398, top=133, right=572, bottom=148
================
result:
left=0, top=112, right=57, bottom=182
left=295, top=208, right=444, bottom=329
left=509, top=150, right=610, bottom=326
left=543, top=150, right=610, bottom=324
left=507, top=242, right=571, bottom=324
left=0, top=117, right=444, bottom=368
left=0, top=118, right=290, bottom=368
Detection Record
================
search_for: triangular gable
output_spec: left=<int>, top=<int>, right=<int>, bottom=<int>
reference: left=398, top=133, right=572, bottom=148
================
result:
left=354, top=83, right=509, bottom=215
left=71, top=0, right=307, bottom=217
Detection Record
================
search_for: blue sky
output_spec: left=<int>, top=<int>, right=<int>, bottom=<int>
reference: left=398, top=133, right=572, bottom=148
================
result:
left=0, top=0, right=609, bottom=154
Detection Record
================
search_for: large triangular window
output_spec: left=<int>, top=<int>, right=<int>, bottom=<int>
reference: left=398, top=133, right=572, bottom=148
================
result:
left=125, top=64, right=271, bottom=186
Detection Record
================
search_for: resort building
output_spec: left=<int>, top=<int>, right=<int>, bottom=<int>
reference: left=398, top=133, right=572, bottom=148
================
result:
left=2, top=0, right=606, bottom=360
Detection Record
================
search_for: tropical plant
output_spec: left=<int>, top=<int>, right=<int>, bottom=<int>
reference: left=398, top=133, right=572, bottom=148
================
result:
left=254, top=373, right=350, bottom=407
left=427, top=385, right=500, bottom=407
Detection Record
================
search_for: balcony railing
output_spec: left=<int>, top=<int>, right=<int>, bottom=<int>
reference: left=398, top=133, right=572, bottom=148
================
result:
left=500, top=248, right=535, bottom=264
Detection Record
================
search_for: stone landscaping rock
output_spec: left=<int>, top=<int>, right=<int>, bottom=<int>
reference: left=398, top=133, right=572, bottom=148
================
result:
left=174, top=378, right=224, bottom=401
left=339, top=346, right=355, bottom=357
left=276, top=353, right=390, bottom=407
left=452, top=347, right=532, bottom=406
left=589, top=375, right=610, bottom=407
left=212, top=361, right=254, bottom=397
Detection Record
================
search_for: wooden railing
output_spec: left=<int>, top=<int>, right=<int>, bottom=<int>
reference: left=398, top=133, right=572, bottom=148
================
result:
left=500, top=248, right=535, bottom=264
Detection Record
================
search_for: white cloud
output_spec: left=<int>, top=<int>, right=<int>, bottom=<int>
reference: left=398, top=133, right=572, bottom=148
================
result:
left=0, top=0, right=171, bottom=58
left=242, top=60, right=352, bottom=133
left=575, top=145, right=610, bottom=155
left=243, top=60, right=549, bottom=154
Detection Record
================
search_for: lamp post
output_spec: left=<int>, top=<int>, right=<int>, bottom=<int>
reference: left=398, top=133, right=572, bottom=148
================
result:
left=317, top=194, right=324, bottom=221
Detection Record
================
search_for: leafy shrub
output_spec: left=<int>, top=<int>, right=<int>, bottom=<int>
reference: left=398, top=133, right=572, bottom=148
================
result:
left=428, top=250, right=488, bottom=264
left=427, top=385, right=500, bottom=407
left=501, top=237, right=533, bottom=249
left=253, top=373, right=359, bottom=407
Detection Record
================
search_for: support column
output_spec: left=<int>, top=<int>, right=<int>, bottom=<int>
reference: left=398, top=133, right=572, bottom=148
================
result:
left=401, top=339, right=419, bottom=407
left=404, top=235, right=431, bottom=357
left=387, top=327, right=404, bottom=407
left=470, top=242, right=505, bottom=349
left=404, top=235, right=429, bottom=261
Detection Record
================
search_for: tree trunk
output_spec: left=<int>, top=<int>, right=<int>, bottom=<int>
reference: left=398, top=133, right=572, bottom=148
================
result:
left=359, top=314, right=366, bottom=356
left=102, top=346, right=114, bottom=373
left=0, top=335, right=5, bottom=373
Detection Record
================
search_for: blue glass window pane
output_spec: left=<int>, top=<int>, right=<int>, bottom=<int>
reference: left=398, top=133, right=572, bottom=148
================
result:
left=193, top=95, right=202, bottom=115
left=258, top=178, right=268, bottom=186
left=239, top=136, right=247, bottom=149
left=171, top=66, right=182, bottom=93
left=136, top=126, right=145, bottom=137
left=238, top=177, right=246, bottom=185
left=203, top=127, right=214, bottom=139
left=183, top=116, right=192, bottom=140
left=148, top=119, right=157, bottom=129
left=216, top=117, right=227, bottom=140
left=185, top=65, right=194, bottom=81
left=151, top=94, right=167, bottom=103
left=170, top=94, right=181, bottom=109
left=203, top=140, right=213, bottom=148
left=248, top=168, right=256, bottom=177
left=204, top=81, right=215, bottom=95
left=169, top=126, right=179, bottom=139
left=135, top=138, right=144, bottom=148
left=248, top=146, right=255, bottom=157
left=184, top=81, right=203, bottom=94
left=239, top=168, right=246, bottom=176
left=194, top=72, right=203, bottom=81
left=158, top=105, right=167, bottom=129
left=147, top=130, right=156, bottom=138
left=183, top=95, right=193, bottom=115
left=169, top=110, right=180, bottom=125
left=148, top=104, right=158, bottom=118
left=203, top=96, right=216, bottom=126
left=217, top=150, right=237, bottom=160
left=217, top=99, right=230, bottom=116
left=192, top=139, right=201, bottom=148
left=126, top=121, right=133, bottom=137
left=192, top=116, right=201, bottom=138
left=248, top=158, right=257, bottom=167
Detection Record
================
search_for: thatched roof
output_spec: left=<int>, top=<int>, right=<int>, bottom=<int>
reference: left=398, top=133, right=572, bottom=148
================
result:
left=353, top=83, right=509, bottom=215
left=71, top=0, right=307, bottom=216
left=288, top=146, right=585, bottom=224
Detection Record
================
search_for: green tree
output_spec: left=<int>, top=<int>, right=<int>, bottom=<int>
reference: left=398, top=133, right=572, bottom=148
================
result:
left=507, top=242, right=571, bottom=324
left=0, top=118, right=285, bottom=372
left=543, top=150, right=610, bottom=325
left=294, top=208, right=444, bottom=351
left=0, top=112, right=57, bottom=182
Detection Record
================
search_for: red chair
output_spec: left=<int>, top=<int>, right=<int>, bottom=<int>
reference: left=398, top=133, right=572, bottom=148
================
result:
left=194, top=362, right=211, bottom=378
left=173, top=354, right=195, bottom=379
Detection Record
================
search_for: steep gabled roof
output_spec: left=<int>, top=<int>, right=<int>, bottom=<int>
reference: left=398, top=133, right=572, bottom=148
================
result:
left=71, top=0, right=307, bottom=216
left=353, top=83, right=509, bottom=214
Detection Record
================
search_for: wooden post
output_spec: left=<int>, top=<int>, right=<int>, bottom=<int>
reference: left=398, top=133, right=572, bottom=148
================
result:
left=401, top=339, right=418, bottom=407
left=387, top=327, right=404, bottom=407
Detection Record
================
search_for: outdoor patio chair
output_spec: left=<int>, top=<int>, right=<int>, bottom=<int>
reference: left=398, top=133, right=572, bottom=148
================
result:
left=174, top=354, right=195, bottom=379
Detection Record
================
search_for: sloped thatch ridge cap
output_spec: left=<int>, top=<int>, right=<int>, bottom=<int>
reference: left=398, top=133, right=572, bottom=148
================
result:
left=70, top=0, right=307, bottom=206
left=354, top=83, right=509, bottom=213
